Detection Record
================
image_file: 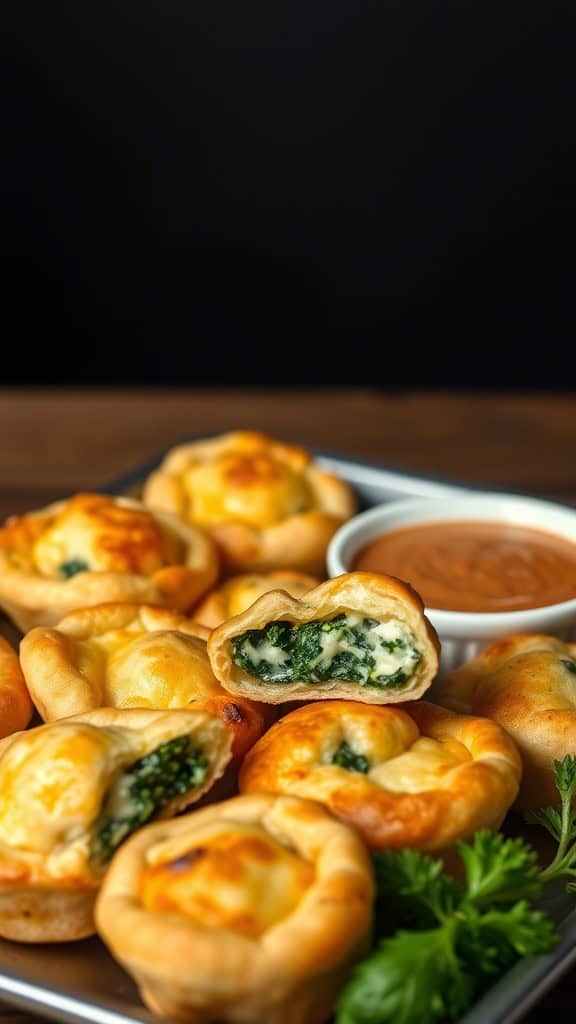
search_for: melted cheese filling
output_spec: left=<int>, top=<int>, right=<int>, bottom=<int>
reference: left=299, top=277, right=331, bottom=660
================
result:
left=368, top=736, right=472, bottom=793
left=235, top=614, right=420, bottom=688
left=183, top=454, right=312, bottom=528
left=31, top=495, right=174, bottom=578
left=287, top=712, right=472, bottom=796
left=315, top=615, right=420, bottom=681
left=141, top=823, right=314, bottom=937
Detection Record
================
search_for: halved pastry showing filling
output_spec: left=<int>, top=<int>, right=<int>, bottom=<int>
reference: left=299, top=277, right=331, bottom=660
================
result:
left=208, top=572, right=440, bottom=704
left=193, top=570, right=319, bottom=629
left=20, top=604, right=266, bottom=759
left=143, top=431, right=357, bottom=575
left=438, top=633, right=576, bottom=809
left=0, top=707, right=231, bottom=942
left=0, top=637, right=33, bottom=739
left=95, top=793, right=373, bottom=1024
left=239, top=700, right=522, bottom=852
left=0, top=492, right=219, bottom=631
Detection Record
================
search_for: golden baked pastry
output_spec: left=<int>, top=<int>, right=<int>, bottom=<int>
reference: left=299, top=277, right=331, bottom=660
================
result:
left=0, top=492, right=219, bottom=631
left=0, top=707, right=231, bottom=942
left=193, top=570, right=319, bottom=628
left=208, top=571, right=440, bottom=705
left=95, top=793, right=373, bottom=1023
left=0, top=637, right=33, bottom=739
left=20, top=604, right=266, bottom=760
left=437, top=633, right=576, bottom=809
left=143, top=431, right=356, bottom=574
left=240, top=700, right=521, bottom=851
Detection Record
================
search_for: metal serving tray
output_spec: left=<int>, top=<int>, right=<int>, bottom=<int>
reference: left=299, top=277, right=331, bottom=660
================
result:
left=0, top=447, right=574, bottom=1024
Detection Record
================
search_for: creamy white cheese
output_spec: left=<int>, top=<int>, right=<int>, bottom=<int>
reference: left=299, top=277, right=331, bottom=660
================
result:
left=104, top=774, right=139, bottom=820
left=242, top=639, right=291, bottom=668
left=234, top=614, right=420, bottom=687
left=312, top=616, right=418, bottom=683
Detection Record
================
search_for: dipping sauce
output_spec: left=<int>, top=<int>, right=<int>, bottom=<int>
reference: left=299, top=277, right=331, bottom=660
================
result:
left=353, top=520, right=576, bottom=612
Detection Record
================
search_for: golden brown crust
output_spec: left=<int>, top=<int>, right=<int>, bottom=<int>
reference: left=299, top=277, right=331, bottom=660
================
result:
left=239, top=700, right=521, bottom=851
left=0, top=493, right=219, bottom=631
left=0, top=887, right=98, bottom=943
left=193, top=571, right=320, bottom=628
left=0, top=637, right=33, bottom=739
left=208, top=571, right=440, bottom=705
left=143, top=431, right=357, bottom=575
left=437, top=633, right=576, bottom=809
left=0, top=707, right=232, bottom=942
left=20, top=603, right=265, bottom=760
left=95, top=793, right=373, bottom=1023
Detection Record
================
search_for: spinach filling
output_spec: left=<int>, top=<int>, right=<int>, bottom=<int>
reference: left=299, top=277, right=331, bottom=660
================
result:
left=331, top=740, right=369, bottom=774
left=232, top=613, right=420, bottom=690
left=562, top=659, right=576, bottom=675
left=59, top=558, right=89, bottom=579
left=90, top=736, right=209, bottom=866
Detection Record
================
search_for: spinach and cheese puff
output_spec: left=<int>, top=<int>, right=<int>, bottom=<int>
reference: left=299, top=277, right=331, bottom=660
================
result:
left=193, top=570, right=319, bottom=629
left=0, top=492, right=219, bottom=631
left=240, top=701, right=522, bottom=852
left=20, top=604, right=266, bottom=760
left=0, top=707, right=231, bottom=942
left=208, top=572, right=440, bottom=705
left=438, top=634, right=576, bottom=809
left=143, top=431, right=356, bottom=575
left=0, top=637, right=33, bottom=739
left=96, top=794, right=373, bottom=1024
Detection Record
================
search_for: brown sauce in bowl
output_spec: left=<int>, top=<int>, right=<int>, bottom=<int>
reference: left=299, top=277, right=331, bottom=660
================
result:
left=353, top=520, right=576, bottom=612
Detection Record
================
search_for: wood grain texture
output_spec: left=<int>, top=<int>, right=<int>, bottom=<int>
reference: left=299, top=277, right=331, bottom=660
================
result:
left=0, top=386, right=575, bottom=1022
left=1, top=389, right=575, bottom=519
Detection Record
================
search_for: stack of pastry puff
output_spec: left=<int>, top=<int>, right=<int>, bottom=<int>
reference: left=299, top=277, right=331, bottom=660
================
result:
left=0, top=429, right=571, bottom=1023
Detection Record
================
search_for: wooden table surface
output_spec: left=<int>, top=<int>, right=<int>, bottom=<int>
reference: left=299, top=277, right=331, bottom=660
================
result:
left=0, top=387, right=575, bottom=1023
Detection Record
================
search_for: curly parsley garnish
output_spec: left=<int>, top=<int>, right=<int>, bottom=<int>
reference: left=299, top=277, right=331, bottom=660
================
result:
left=337, top=755, right=576, bottom=1024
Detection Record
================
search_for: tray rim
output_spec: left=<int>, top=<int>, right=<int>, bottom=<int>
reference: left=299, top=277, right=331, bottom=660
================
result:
left=0, top=440, right=574, bottom=1024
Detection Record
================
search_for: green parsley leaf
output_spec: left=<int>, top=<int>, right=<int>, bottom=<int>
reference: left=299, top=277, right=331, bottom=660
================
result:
left=524, top=806, right=564, bottom=843
left=373, top=849, right=463, bottom=933
left=525, top=754, right=576, bottom=889
left=457, top=902, right=557, bottom=978
left=336, top=927, right=473, bottom=1024
left=553, top=754, right=576, bottom=803
left=457, top=830, right=542, bottom=905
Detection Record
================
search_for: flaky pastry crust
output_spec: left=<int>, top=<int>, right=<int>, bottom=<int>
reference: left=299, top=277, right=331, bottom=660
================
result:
left=20, top=603, right=265, bottom=759
left=0, top=637, right=33, bottom=739
left=208, top=571, right=440, bottom=704
left=0, top=493, right=219, bottom=631
left=193, top=570, right=319, bottom=628
left=95, top=793, right=373, bottom=1023
left=0, top=707, right=231, bottom=942
left=240, top=700, right=521, bottom=851
left=143, top=431, right=357, bottom=575
left=438, top=633, right=576, bottom=809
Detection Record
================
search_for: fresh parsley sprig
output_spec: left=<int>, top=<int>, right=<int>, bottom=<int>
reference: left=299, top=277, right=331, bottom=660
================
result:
left=337, top=831, right=557, bottom=1024
left=337, top=755, right=576, bottom=1023
left=524, top=754, right=576, bottom=891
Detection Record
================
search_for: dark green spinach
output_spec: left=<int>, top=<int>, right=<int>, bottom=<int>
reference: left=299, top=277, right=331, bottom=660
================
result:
left=90, top=736, right=208, bottom=866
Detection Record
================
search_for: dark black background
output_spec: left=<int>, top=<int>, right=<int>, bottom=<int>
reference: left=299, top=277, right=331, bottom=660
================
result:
left=4, top=0, right=575, bottom=385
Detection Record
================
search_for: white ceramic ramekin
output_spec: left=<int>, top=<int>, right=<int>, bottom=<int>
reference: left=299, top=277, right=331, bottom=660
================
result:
left=327, top=494, right=576, bottom=679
